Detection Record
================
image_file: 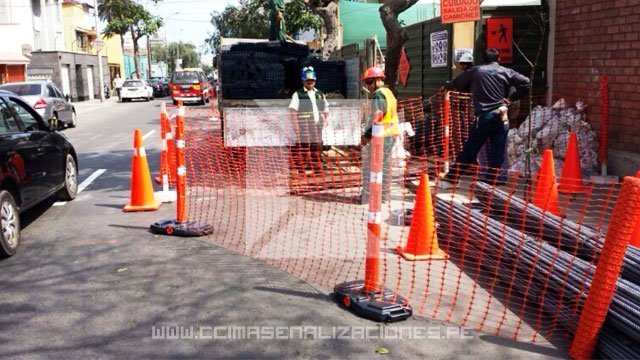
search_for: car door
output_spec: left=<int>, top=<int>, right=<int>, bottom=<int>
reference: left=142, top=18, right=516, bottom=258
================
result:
left=52, top=84, right=72, bottom=122
left=45, top=84, right=65, bottom=122
left=0, top=97, right=41, bottom=207
left=4, top=97, right=65, bottom=202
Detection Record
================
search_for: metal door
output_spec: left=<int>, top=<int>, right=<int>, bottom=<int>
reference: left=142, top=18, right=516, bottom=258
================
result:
left=86, top=66, right=94, bottom=100
left=61, top=65, right=71, bottom=97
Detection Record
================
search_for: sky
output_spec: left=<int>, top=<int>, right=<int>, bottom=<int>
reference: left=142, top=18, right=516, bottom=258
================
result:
left=145, top=0, right=237, bottom=50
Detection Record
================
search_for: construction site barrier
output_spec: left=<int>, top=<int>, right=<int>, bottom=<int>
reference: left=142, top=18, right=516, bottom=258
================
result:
left=157, top=96, right=639, bottom=354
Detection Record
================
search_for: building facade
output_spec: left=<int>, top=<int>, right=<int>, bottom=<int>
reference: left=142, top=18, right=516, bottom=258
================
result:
left=550, top=0, right=640, bottom=176
left=0, top=0, right=35, bottom=83
left=29, top=0, right=110, bottom=101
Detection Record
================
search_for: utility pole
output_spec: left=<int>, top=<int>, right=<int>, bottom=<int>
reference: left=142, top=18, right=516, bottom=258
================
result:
left=147, top=35, right=152, bottom=79
left=94, top=0, right=105, bottom=102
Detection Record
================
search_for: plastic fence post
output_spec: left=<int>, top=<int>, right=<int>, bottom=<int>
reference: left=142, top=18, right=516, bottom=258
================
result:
left=175, top=100, right=187, bottom=223
left=364, top=110, right=384, bottom=293
left=569, top=176, right=640, bottom=359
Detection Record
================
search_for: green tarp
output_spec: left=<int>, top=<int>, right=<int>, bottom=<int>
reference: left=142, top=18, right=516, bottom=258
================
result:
left=340, top=0, right=440, bottom=48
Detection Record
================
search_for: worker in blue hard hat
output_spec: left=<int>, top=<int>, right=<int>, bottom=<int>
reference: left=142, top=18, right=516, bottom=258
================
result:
left=289, top=66, right=329, bottom=176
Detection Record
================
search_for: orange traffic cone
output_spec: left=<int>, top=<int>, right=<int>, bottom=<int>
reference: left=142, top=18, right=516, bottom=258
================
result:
left=397, top=173, right=448, bottom=261
left=559, top=132, right=587, bottom=194
left=124, top=129, right=162, bottom=212
left=533, top=149, right=560, bottom=215
left=631, top=171, right=640, bottom=248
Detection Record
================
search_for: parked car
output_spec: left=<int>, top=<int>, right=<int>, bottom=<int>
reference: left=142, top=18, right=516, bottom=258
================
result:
left=0, top=81, right=77, bottom=128
left=148, top=79, right=168, bottom=98
left=0, top=90, right=78, bottom=257
left=121, top=80, right=154, bottom=102
left=170, top=68, right=212, bottom=105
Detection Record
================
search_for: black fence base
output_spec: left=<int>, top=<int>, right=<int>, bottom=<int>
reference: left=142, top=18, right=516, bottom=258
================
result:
left=150, top=219, right=213, bottom=237
left=334, top=280, right=412, bottom=323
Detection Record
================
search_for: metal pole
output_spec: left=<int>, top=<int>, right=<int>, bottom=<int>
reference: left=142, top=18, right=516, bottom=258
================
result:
left=147, top=35, right=152, bottom=79
left=94, top=0, right=105, bottom=102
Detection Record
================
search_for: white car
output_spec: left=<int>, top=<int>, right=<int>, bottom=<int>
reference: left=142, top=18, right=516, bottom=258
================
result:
left=120, top=80, right=154, bottom=102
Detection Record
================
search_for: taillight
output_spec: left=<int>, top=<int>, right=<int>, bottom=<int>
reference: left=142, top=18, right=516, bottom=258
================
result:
left=193, top=84, right=201, bottom=90
left=34, top=98, right=47, bottom=109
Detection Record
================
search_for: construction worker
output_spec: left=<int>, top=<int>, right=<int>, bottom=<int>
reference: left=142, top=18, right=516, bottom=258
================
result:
left=457, top=52, right=474, bottom=73
left=445, top=48, right=530, bottom=184
left=289, top=66, right=329, bottom=176
left=269, top=0, right=286, bottom=42
left=359, top=67, right=400, bottom=203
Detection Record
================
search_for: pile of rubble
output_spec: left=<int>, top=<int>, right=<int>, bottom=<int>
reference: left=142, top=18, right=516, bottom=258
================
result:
left=508, top=99, right=599, bottom=176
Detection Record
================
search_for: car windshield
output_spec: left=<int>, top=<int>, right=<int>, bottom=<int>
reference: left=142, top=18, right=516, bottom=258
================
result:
left=172, top=72, right=199, bottom=84
left=124, top=81, right=144, bottom=87
left=148, top=80, right=160, bottom=85
left=0, top=84, right=42, bottom=96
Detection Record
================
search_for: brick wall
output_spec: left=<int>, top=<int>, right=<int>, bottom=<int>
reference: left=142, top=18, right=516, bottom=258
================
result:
left=554, top=0, right=640, bottom=153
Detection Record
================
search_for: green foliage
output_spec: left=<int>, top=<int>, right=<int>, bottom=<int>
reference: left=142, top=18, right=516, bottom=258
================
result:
left=99, top=0, right=163, bottom=43
left=207, top=0, right=321, bottom=54
left=154, top=42, right=200, bottom=72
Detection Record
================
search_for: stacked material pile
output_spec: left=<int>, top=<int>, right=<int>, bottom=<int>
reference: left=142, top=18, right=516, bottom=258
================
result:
left=460, top=182, right=640, bottom=358
left=508, top=99, right=599, bottom=176
left=220, top=41, right=346, bottom=100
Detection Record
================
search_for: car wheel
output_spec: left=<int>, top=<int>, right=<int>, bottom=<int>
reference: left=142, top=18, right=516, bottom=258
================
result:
left=0, top=190, right=20, bottom=258
left=68, top=111, right=77, bottom=128
left=56, top=154, right=78, bottom=201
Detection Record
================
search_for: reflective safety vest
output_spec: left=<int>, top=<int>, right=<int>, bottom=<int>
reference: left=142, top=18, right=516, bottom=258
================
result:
left=375, top=87, right=400, bottom=137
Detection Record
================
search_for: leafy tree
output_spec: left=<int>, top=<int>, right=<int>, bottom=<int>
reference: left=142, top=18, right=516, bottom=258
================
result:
left=153, top=42, right=200, bottom=73
left=207, top=0, right=321, bottom=54
left=99, top=0, right=163, bottom=78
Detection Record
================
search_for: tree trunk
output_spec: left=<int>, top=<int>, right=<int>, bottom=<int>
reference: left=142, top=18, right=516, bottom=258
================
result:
left=380, top=0, right=418, bottom=94
left=314, top=1, right=340, bottom=60
left=305, top=0, right=340, bottom=60
left=131, top=28, right=141, bottom=79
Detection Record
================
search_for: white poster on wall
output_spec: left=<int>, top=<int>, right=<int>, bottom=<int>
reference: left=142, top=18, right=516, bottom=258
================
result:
left=430, top=30, right=448, bottom=68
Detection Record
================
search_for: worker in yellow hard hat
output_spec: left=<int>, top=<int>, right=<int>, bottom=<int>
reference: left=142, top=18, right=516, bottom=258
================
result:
left=359, top=66, right=400, bottom=203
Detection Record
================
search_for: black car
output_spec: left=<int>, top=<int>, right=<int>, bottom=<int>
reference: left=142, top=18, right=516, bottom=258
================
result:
left=147, top=79, right=167, bottom=98
left=149, top=78, right=170, bottom=97
left=0, top=90, right=78, bottom=257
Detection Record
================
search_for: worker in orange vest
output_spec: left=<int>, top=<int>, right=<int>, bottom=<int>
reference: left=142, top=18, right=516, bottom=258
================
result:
left=359, top=67, right=400, bottom=203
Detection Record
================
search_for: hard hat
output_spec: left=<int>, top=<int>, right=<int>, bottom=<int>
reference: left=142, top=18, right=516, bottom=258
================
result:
left=361, top=67, right=386, bottom=81
left=458, top=53, right=474, bottom=64
left=301, top=66, right=316, bottom=81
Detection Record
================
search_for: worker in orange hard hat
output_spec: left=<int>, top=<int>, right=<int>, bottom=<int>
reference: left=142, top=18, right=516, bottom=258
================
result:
left=359, top=66, right=400, bottom=204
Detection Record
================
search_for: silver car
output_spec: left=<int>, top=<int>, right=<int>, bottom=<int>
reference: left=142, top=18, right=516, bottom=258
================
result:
left=0, top=81, right=77, bottom=128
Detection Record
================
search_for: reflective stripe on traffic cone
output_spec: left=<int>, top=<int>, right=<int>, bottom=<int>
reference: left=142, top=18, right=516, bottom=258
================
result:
left=124, top=129, right=162, bottom=212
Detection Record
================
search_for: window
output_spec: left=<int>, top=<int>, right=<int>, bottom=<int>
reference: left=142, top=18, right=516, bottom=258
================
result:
left=124, top=81, right=144, bottom=88
left=0, top=84, right=42, bottom=96
left=31, top=0, right=40, bottom=17
left=76, top=31, right=88, bottom=53
left=0, top=0, right=10, bottom=24
left=46, top=84, right=57, bottom=98
left=6, top=98, right=42, bottom=132
left=52, top=84, right=65, bottom=99
left=0, top=99, right=20, bottom=133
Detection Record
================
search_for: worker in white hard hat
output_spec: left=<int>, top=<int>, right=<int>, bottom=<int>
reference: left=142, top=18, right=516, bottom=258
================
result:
left=458, top=52, right=474, bottom=72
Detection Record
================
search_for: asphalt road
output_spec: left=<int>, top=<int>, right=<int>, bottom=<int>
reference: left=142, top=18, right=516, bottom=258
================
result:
left=0, top=97, right=567, bottom=359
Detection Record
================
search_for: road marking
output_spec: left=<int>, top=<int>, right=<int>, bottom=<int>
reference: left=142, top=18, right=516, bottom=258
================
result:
left=143, top=130, right=155, bottom=141
left=53, top=169, right=107, bottom=206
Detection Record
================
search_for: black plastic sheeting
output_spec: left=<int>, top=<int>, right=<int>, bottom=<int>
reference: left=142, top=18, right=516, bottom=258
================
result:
left=220, top=41, right=346, bottom=100
left=438, top=198, right=640, bottom=357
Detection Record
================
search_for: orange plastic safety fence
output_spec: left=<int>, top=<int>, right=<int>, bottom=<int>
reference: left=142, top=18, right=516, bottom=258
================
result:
left=167, top=101, right=637, bottom=349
